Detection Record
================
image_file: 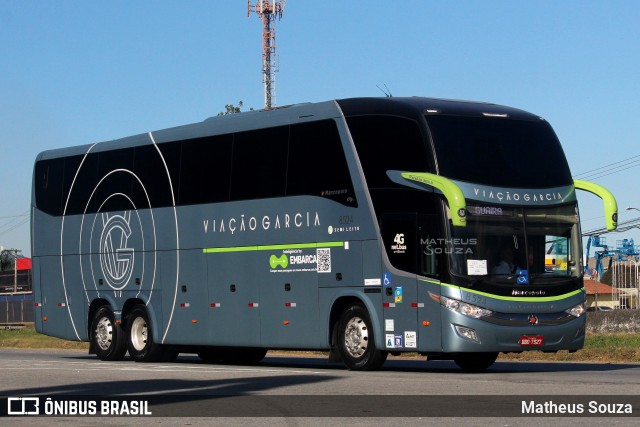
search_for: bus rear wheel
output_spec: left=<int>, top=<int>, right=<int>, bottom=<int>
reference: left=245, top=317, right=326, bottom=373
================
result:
left=90, top=306, right=127, bottom=361
left=126, top=305, right=170, bottom=362
left=334, top=303, right=387, bottom=371
left=453, top=352, right=499, bottom=371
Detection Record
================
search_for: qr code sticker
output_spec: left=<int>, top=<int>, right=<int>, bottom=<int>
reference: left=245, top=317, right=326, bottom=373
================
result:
left=317, top=248, right=331, bottom=273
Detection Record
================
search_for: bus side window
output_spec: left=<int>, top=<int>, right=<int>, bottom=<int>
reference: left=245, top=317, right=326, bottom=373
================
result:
left=177, top=134, right=232, bottom=205
left=96, top=149, right=134, bottom=212
left=287, top=120, right=357, bottom=206
left=63, top=154, right=93, bottom=215
left=346, top=115, right=431, bottom=188
left=34, top=158, right=65, bottom=216
left=231, top=126, right=288, bottom=201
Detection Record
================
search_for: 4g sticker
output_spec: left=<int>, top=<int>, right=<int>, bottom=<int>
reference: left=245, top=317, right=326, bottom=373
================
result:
left=391, top=233, right=407, bottom=254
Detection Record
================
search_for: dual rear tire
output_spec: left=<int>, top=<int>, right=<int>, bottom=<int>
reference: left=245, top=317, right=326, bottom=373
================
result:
left=90, top=306, right=127, bottom=361
left=90, top=304, right=177, bottom=363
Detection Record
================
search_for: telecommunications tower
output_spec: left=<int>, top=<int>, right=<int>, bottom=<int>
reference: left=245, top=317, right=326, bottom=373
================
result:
left=247, top=0, right=286, bottom=109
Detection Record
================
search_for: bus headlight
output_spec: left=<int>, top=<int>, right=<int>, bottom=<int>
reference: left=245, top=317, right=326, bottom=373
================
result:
left=565, top=302, right=586, bottom=318
left=433, top=294, right=493, bottom=319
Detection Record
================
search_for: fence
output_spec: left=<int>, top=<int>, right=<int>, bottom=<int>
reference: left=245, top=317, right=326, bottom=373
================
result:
left=0, top=293, right=34, bottom=324
left=0, top=270, right=32, bottom=293
left=611, top=260, right=640, bottom=309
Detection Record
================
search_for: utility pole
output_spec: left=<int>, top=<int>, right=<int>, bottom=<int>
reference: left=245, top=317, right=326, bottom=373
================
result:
left=247, top=0, right=286, bottom=109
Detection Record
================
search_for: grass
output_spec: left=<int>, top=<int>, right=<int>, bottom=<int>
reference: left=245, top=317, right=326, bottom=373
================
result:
left=1, top=326, right=639, bottom=364
left=499, top=333, right=640, bottom=363
left=0, top=327, right=88, bottom=350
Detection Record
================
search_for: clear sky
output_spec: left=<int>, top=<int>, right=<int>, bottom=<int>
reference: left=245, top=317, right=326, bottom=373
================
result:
left=1, top=1, right=639, bottom=257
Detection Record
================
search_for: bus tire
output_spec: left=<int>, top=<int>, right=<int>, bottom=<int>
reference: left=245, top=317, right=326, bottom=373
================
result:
left=90, top=306, right=127, bottom=361
left=126, top=305, right=165, bottom=362
left=334, top=303, right=387, bottom=371
left=453, top=352, right=499, bottom=371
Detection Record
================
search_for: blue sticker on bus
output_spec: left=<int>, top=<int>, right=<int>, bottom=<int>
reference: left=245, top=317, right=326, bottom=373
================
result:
left=394, top=286, right=403, bottom=303
left=516, top=269, right=529, bottom=285
left=383, top=272, right=391, bottom=287
left=394, top=334, right=403, bottom=348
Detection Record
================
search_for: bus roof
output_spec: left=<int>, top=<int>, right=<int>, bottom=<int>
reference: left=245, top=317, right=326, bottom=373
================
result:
left=35, top=97, right=543, bottom=161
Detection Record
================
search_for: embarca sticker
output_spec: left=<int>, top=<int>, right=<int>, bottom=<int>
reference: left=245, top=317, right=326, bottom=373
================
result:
left=269, top=248, right=332, bottom=273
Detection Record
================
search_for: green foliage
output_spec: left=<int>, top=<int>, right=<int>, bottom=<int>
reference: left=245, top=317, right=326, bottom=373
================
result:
left=217, top=101, right=244, bottom=116
left=585, top=333, right=640, bottom=349
left=0, top=252, right=13, bottom=271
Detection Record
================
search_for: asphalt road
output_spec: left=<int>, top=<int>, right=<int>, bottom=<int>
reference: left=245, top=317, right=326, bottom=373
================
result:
left=0, top=348, right=639, bottom=426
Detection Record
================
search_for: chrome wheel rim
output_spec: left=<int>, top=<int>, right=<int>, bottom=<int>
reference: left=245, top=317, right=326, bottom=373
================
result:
left=130, top=316, right=148, bottom=351
left=344, top=316, right=368, bottom=358
left=95, top=317, right=113, bottom=351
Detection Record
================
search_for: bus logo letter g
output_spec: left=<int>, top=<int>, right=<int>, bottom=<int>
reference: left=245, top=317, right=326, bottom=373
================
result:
left=99, top=211, right=135, bottom=290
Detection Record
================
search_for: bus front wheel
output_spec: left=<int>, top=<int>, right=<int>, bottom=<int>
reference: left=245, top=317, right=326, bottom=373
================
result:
left=90, top=306, right=127, bottom=361
left=334, top=303, right=387, bottom=371
left=126, top=305, right=168, bottom=362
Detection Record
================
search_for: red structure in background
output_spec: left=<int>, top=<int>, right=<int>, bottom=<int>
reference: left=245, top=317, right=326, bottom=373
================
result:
left=0, top=256, right=32, bottom=293
left=17, top=258, right=32, bottom=271
left=0, top=256, right=33, bottom=323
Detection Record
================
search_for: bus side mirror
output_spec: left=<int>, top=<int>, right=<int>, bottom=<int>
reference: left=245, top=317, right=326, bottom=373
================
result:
left=574, top=180, right=618, bottom=231
left=386, top=170, right=467, bottom=227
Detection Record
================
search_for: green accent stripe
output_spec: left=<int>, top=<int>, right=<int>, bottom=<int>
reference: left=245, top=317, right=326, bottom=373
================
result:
left=203, top=241, right=344, bottom=254
left=419, top=279, right=584, bottom=302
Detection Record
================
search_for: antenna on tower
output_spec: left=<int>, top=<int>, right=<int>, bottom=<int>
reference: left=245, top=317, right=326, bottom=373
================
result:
left=247, top=0, right=286, bottom=110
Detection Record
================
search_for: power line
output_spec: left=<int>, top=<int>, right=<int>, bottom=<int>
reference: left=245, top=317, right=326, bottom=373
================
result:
left=573, top=153, right=640, bottom=180
left=583, top=216, right=640, bottom=236
left=0, top=213, right=29, bottom=220
left=575, top=160, right=640, bottom=181
left=0, top=211, right=30, bottom=238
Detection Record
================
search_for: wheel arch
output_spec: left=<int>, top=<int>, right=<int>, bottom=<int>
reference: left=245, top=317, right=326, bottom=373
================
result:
left=328, top=293, right=384, bottom=351
left=121, top=298, right=146, bottom=330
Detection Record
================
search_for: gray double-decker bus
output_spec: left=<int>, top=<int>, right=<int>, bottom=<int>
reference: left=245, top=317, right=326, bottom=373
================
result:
left=31, top=97, right=617, bottom=370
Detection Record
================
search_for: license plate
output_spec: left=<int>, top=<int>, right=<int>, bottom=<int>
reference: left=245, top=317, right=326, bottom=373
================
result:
left=519, top=335, right=544, bottom=346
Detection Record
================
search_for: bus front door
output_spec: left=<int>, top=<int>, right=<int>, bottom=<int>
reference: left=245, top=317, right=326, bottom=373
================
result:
left=380, top=213, right=419, bottom=353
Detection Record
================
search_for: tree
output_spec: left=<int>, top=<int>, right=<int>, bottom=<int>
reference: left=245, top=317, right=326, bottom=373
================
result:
left=217, top=101, right=245, bottom=116
left=0, top=251, right=14, bottom=272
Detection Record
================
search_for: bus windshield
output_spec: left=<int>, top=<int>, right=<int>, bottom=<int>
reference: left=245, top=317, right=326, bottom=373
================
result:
left=426, top=115, right=573, bottom=188
left=445, top=204, right=581, bottom=284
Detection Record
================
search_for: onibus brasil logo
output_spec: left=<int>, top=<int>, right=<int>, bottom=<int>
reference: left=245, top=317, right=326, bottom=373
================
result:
left=99, top=211, right=135, bottom=290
